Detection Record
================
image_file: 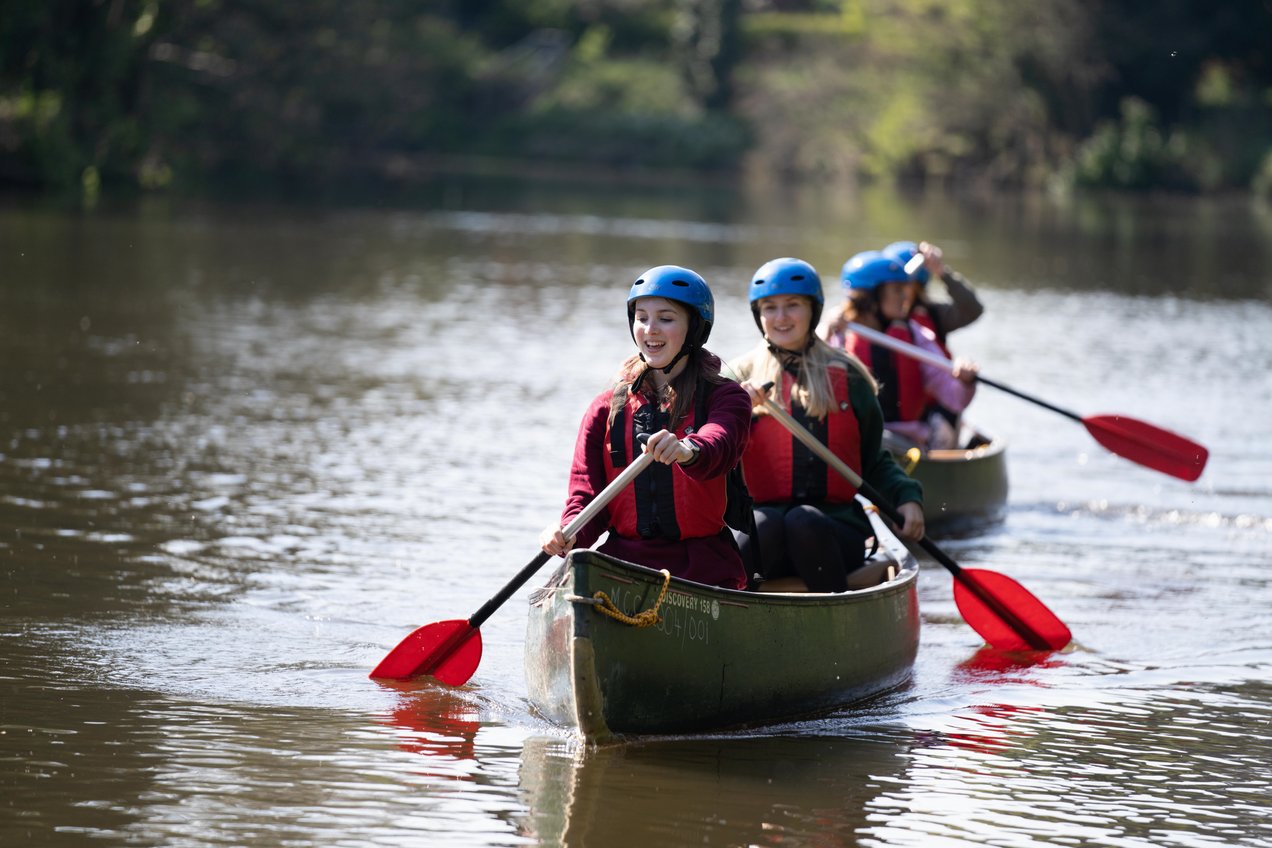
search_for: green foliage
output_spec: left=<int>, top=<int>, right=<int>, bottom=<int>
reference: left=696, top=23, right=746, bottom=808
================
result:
left=673, top=0, right=744, bottom=111
left=1071, top=98, right=1188, bottom=191
left=744, top=12, right=863, bottom=37
left=1066, top=87, right=1272, bottom=194
left=1253, top=150, right=1272, bottom=199
left=502, top=22, right=748, bottom=169
left=508, top=108, right=749, bottom=169
left=0, top=0, right=158, bottom=194
left=536, top=35, right=690, bottom=115
left=1195, top=62, right=1236, bottom=108
left=739, top=0, right=1065, bottom=185
left=146, top=3, right=495, bottom=182
left=3, top=0, right=1272, bottom=195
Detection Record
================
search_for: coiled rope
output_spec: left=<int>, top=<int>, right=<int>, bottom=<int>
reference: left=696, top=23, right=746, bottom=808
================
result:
left=587, top=569, right=672, bottom=627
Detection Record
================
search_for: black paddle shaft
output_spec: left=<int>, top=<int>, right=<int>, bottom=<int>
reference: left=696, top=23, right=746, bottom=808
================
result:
left=467, top=436, right=654, bottom=630
left=755, top=383, right=1054, bottom=651
left=976, top=375, right=1083, bottom=423
left=469, top=551, right=552, bottom=629
left=845, top=322, right=1085, bottom=424
left=858, top=476, right=1051, bottom=650
left=856, top=477, right=1052, bottom=650
left=854, top=477, right=964, bottom=577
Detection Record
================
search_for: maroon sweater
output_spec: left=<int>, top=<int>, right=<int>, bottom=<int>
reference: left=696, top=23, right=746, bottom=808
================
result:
left=559, top=379, right=752, bottom=589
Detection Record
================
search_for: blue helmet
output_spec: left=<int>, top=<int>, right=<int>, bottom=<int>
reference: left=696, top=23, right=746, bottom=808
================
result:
left=627, top=265, right=714, bottom=346
left=748, top=257, right=824, bottom=304
left=841, top=250, right=907, bottom=292
left=748, top=257, right=824, bottom=334
left=882, top=240, right=929, bottom=284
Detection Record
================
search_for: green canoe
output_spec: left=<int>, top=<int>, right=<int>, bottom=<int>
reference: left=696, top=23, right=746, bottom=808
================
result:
left=525, top=508, right=920, bottom=743
left=896, top=429, right=1008, bottom=530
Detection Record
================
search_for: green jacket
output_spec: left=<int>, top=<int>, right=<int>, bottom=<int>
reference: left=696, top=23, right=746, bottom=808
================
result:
left=821, top=367, right=923, bottom=535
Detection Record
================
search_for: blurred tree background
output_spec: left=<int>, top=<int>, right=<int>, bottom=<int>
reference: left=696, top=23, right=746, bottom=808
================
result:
left=3, top=0, right=1272, bottom=200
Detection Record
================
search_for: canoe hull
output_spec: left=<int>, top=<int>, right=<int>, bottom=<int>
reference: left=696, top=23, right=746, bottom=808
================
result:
left=905, top=432, right=1008, bottom=529
left=526, top=529, right=919, bottom=742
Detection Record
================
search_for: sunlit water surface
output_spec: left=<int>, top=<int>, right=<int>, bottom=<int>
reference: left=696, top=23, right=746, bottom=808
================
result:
left=2, top=186, right=1269, bottom=847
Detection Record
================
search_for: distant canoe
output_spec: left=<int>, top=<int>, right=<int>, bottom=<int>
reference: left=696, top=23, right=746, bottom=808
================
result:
left=525, top=507, right=920, bottom=743
left=896, top=430, right=1008, bottom=530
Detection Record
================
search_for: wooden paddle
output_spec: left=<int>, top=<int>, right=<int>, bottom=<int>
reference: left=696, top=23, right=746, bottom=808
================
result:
left=755, top=385, right=1070, bottom=651
left=370, top=449, right=656, bottom=683
left=846, top=321, right=1209, bottom=481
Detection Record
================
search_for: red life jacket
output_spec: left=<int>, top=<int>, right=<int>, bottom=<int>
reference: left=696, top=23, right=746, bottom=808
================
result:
left=603, top=387, right=728, bottom=540
left=910, top=305, right=951, bottom=357
left=850, top=322, right=929, bottom=423
left=741, top=367, right=861, bottom=505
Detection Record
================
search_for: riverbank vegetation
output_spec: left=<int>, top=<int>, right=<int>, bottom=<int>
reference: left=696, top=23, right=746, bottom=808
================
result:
left=4, top=0, right=1272, bottom=200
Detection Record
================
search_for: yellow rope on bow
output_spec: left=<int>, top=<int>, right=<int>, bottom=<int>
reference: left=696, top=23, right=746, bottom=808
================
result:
left=592, top=569, right=672, bottom=627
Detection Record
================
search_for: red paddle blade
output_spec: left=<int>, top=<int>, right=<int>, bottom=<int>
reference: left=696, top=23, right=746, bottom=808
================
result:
left=369, top=619, right=483, bottom=685
left=1083, top=414, right=1208, bottom=482
left=952, top=568, right=1071, bottom=652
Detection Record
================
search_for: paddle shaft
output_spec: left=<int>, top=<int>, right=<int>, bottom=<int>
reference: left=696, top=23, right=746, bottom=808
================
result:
left=845, top=319, right=1210, bottom=483
left=758, top=395, right=958, bottom=573
left=846, top=322, right=1084, bottom=422
left=466, top=450, right=655, bottom=630
left=757, top=393, right=1053, bottom=650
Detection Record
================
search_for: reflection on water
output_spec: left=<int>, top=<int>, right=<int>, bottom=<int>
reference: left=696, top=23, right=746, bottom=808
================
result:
left=377, top=683, right=486, bottom=763
left=867, top=687, right=1272, bottom=848
left=518, top=733, right=912, bottom=846
left=1, top=184, right=1270, bottom=845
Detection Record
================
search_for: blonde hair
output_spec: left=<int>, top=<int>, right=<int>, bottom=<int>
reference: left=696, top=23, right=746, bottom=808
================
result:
left=734, top=336, right=876, bottom=420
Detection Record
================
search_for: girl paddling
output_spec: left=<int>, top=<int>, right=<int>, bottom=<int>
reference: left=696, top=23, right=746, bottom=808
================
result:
left=823, top=250, right=979, bottom=451
left=882, top=239, right=984, bottom=356
left=540, top=266, right=753, bottom=589
left=730, top=257, right=924, bottom=592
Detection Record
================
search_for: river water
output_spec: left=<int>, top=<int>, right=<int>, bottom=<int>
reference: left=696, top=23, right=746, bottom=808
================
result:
left=2, top=183, right=1269, bottom=847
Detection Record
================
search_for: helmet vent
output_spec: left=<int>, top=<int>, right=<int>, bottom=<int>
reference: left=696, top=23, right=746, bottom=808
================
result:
left=791, top=275, right=805, bottom=281
left=672, top=279, right=688, bottom=287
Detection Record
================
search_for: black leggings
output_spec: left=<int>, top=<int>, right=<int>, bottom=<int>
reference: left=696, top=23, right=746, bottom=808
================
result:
left=739, top=504, right=869, bottom=592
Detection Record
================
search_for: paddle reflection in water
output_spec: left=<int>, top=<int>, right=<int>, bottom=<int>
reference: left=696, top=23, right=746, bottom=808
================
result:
left=517, top=733, right=911, bottom=846
left=376, top=683, right=485, bottom=764
left=929, top=703, right=1050, bottom=757
left=953, top=645, right=1068, bottom=680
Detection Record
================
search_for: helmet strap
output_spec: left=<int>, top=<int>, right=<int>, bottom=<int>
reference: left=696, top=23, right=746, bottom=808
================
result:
left=658, top=311, right=703, bottom=375
left=630, top=360, right=651, bottom=395
left=766, top=341, right=807, bottom=367
left=632, top=343, right=692, bottom=397
left=874, top=303, right=890, bottom=328
left=659, top=344, right=692, bottom=375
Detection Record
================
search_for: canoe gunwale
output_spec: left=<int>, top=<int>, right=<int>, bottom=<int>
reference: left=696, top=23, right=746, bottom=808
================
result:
left=923, top=434, right=1008, bottom=462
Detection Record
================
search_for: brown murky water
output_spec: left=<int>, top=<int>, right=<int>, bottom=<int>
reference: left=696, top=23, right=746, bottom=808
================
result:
left=2, top=185, right=1270, bottom=846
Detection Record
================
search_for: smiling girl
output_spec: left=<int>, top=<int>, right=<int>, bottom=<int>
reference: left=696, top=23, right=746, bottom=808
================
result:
left=730, top=258, right=924, bottom=592
left=539, top=266, right=752, bottom=589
